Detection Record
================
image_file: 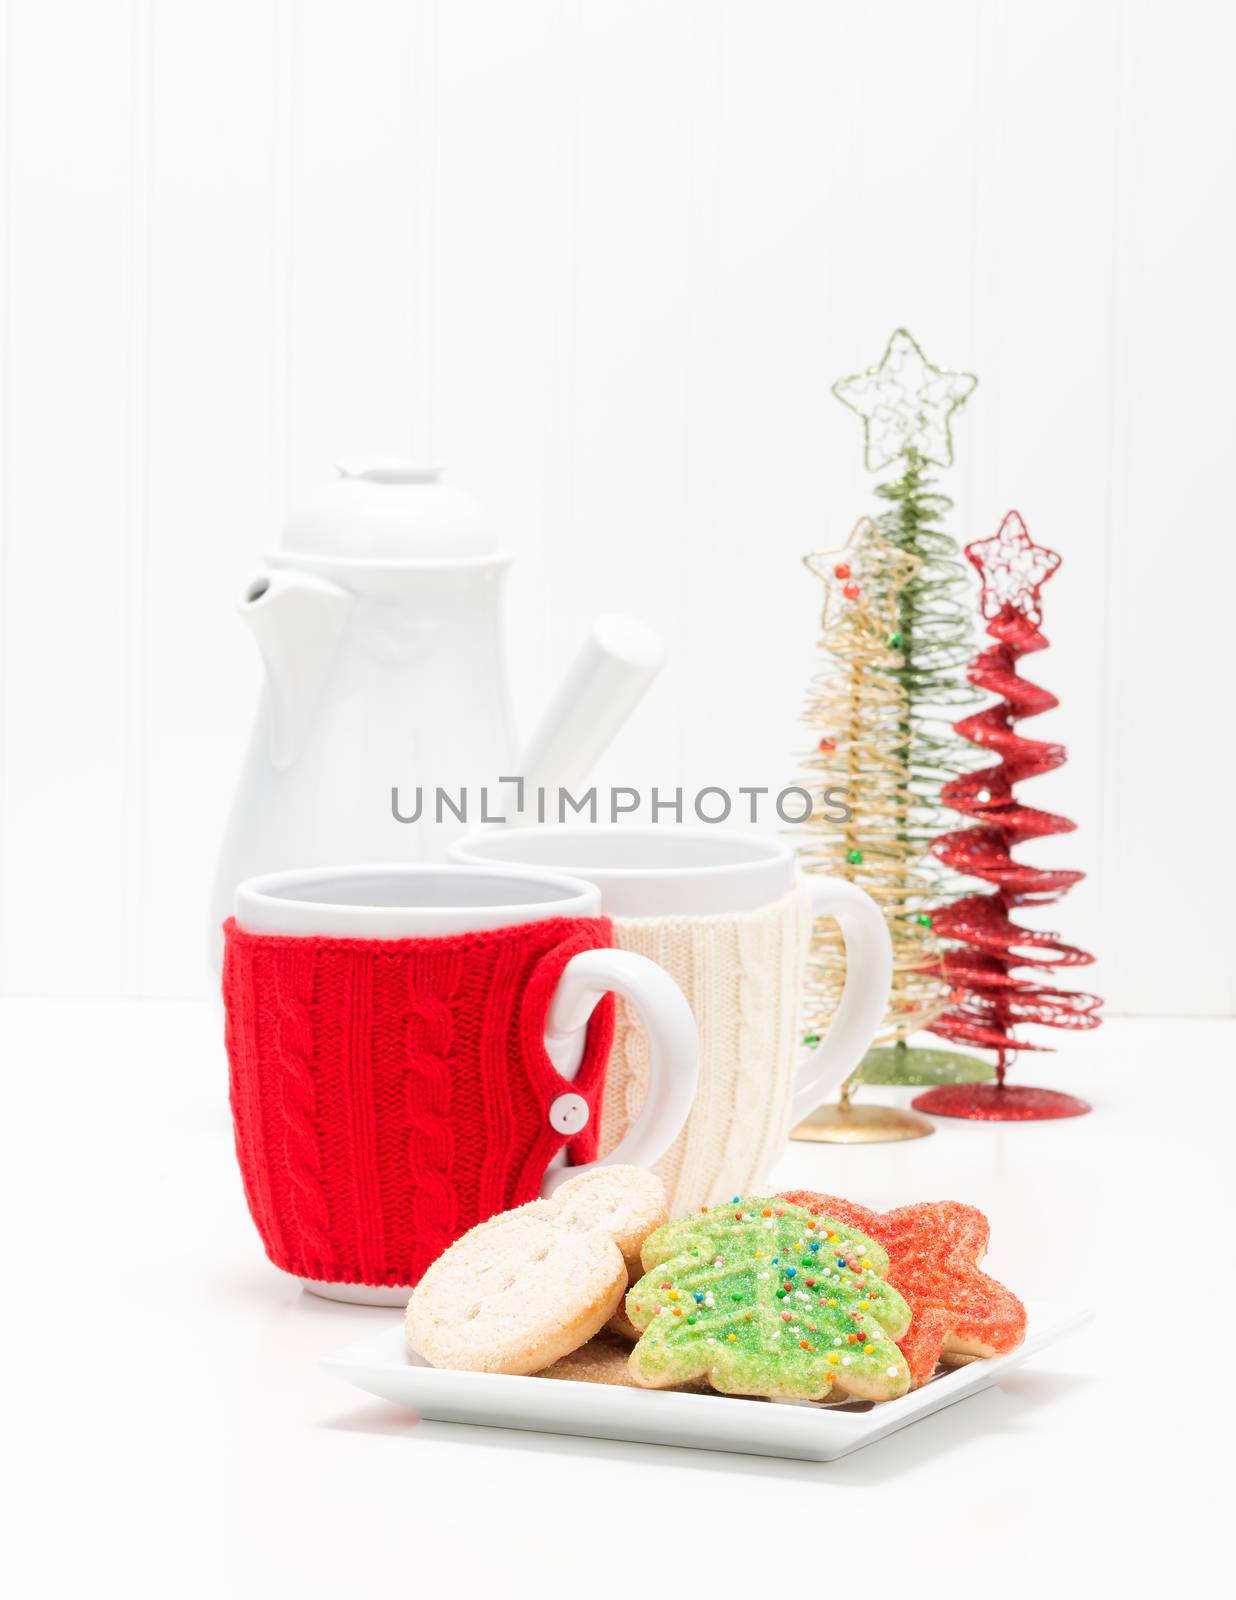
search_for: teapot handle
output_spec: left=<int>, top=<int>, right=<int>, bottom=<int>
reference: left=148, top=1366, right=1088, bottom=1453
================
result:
left=519, top=615, right=664, bottom=800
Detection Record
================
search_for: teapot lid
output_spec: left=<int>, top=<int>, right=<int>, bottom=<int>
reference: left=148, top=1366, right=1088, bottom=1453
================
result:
left=279, top=461, right=499, bottom=562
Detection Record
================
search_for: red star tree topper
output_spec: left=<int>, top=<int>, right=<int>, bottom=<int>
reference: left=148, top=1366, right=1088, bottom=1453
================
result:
left=913, top=512, right=1103, bottom=1121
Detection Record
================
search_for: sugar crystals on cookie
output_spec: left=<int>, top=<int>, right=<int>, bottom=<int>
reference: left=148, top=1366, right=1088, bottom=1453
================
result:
left=780, top=1191, right=1027, bottom=1385
left=625, top=1196, right=911, bottom=1401
left=406, top=1166, right=666, bottom=1376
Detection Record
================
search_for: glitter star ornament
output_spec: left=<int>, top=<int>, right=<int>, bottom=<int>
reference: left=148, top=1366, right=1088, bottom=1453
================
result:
left=967, top=510, right=1062, bottom=627
left=833, top=327, right=978, bottom=472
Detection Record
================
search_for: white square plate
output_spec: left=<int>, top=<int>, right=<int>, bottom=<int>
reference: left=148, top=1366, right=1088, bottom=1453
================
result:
left=321, top=1300, right=1091, bottom=1461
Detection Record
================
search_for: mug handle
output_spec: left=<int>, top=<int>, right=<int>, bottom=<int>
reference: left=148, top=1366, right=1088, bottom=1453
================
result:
left=539, top=948, right=699, bottom=1195
left=789, top=878, right=893, bottom=1127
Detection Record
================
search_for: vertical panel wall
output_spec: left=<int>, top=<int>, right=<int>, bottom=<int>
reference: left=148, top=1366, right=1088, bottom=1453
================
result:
left=0, top=0, right=1231, bottom=1012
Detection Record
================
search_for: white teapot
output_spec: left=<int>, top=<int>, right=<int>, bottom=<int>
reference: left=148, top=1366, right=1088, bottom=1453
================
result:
left=209, top=461, right=663, bottom=961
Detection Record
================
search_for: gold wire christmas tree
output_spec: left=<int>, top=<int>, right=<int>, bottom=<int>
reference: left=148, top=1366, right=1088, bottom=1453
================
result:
left=791, top=517, right=940, bottom=1142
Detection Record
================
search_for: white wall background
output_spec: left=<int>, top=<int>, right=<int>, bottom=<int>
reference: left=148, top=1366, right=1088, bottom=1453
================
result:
left=1, top=0, right=1232, bottom=1013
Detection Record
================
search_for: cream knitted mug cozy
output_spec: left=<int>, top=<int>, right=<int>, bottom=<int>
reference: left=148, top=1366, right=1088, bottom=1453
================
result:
left=448, top=826, right=894, bottom=1217
left=597, top=890, right=813, bottom=1215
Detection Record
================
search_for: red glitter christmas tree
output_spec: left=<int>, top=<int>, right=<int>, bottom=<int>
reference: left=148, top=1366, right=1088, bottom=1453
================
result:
left=912, top=512, right=1102, bottom=1121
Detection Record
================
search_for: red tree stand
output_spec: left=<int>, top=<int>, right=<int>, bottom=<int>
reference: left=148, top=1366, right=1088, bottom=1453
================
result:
left=912, top=512, right=1102, bottom=1121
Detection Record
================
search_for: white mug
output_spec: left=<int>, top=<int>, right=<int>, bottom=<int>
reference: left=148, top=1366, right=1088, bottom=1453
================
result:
left=450, top=828, right=892, bottom=1212
left=224, top=863, right=699, bottom=1304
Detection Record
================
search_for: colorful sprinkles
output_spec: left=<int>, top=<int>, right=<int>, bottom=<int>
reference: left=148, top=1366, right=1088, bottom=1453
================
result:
left=625, top=1195, right=912, bottom=1402
left=779, top=1189, right=1028, bottom=1388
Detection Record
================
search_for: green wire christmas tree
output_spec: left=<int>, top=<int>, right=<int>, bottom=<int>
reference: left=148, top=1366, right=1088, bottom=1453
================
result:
left=831, top=329, right=992, bottom=1086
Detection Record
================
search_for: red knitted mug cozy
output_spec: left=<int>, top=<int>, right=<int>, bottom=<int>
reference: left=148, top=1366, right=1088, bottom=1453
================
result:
left=222, top=914, right=616, bottom=1288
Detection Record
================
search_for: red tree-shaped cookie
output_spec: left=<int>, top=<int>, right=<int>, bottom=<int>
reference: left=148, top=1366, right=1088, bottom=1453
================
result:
left=914, top=512, right=1102, bottom=1121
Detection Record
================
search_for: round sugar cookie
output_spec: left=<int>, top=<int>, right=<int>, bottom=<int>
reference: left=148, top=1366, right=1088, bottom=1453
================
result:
left=605, top=1302, right=641, bottom=1342
left=549, top=1164, right=667, bottom=1280
left=537, top=1330, right=709, bottom=1391
left=406, top=1166, right=666, bottom=1376
left=406, top=1209, right=625, bottom=1375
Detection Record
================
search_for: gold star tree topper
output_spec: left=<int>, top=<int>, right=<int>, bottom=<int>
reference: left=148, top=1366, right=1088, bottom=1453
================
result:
left=804, top=516, right=920, bottom=636
left=833, top=328, right=977, bottom=472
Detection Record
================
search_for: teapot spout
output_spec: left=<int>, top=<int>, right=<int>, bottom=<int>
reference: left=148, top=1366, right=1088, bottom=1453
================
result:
left=240, top=569, right=350, bottom=769
left=521, top=614, right=665, bottom=796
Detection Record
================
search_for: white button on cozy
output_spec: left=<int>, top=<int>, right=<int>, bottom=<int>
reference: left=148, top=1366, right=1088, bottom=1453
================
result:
left=548, top=1093, right=590, bottom=1135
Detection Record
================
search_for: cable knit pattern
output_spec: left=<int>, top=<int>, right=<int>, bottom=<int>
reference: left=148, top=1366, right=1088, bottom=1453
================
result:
left=274, top=952, right=337, bottom=1280
left=224, top=927, right=285, bottom=1263
left=222, top=915, right=615, bottom=1288
left=403, top=970, right=460, bottom=1276
left=598, top=890, right=813, bottom=1215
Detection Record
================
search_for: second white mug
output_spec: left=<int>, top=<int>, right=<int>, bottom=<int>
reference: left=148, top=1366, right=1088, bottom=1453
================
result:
left=450, top=827, right=892, bottom=1214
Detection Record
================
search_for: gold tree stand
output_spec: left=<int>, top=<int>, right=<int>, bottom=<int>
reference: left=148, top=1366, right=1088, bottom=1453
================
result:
left=790, top=1077, right=935, bottom=1143
left=859, top=1043, right=994, bottom=1087
left=791, top=1101, right=935, bottom=1144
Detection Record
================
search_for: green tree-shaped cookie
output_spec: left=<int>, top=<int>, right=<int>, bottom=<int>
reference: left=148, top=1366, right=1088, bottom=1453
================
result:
left=626, top=1197, right=912, bottom=1401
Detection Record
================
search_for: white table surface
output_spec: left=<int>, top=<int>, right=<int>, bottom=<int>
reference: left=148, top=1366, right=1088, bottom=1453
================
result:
left=5, top=1000, right=1232, bottom=1595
